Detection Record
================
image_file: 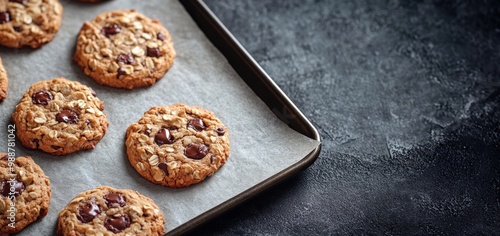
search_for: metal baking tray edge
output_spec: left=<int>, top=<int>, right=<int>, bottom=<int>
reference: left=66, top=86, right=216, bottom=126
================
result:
left=172, top=1, right=322, bottom=235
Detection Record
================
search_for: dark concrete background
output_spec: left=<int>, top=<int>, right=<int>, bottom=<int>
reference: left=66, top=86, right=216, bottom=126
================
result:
left=188, top=0, right=500, bottom=235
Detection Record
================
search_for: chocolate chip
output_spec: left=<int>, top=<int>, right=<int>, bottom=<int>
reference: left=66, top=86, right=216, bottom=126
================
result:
left=146, top=47, right=161, bottom=57
left=184, top=143, right=209, bottom=159
left=32, top=90, right=53, bottom=105
left=0, top=12, right=10, bottom=24
left=1, top=179, right=25, bottom=197
left=187, top=118, right=205, bottom=132
left=157, top=32, right=166, bottom=41
left=144, top=129, right=152, bottom=136
left=155, top=128, right=174, bottom=145
left=77, top=198, right=101, bottom=223
left=117, top=67, right=126, bottom=78
left=116, top=53, right=134, bottom=65
left=13, top=25, right=22, bottom=32
left=101, top=24, right=121, bottom=37
left=104, top=192, right=126, bottom=208
left=158, top=162, right=168, bottom=175
left=51, top=145, right=61, bottom=150
left=56, top=110, right=79, bottom=124
left=104, top=215, right=131, bottom=233
left=9, top=0, right=27, bottom=4
left=216, top=127, right=225, bottom=136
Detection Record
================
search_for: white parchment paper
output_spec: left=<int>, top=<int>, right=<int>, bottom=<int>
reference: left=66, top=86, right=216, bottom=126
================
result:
left=0, top=0, right=320, bottom=234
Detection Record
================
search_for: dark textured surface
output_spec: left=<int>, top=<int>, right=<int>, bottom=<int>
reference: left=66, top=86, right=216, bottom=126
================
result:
left=188, top=0, right=500, bottom=235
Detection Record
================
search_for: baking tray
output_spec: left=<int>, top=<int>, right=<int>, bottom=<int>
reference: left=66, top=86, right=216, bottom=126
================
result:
left=173, top=0, right=322, bottom=235
left=0, top=0, right=320, bottom=234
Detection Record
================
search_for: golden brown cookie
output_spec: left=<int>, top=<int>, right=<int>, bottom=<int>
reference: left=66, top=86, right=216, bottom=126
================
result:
left=126, top=104, right=231, bottom=188
left=0, top=0, right=63, bottom=48
left=0, top=56, right=7, bottom=101
left=0, top=153, right=51, bottom=235
left=73, top=9, right=176, bottom=89
left=56, top=186, right=165, bottom=236
left=12, top=78, right=108, bottom=155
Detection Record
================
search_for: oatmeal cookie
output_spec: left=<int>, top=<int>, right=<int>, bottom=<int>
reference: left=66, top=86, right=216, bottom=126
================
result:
left=73, top=9, right=176, bottom=89
left=0, top=153, right=51, bottom=235
left=0, top=0, right=63, bottom=48
left=0, top=56, right=7, bottom=101
left=126, top=104, right=230, bottom=188
left=57, top=186, right=165, bottom=236
left=12, top=78, right=108, bottom=155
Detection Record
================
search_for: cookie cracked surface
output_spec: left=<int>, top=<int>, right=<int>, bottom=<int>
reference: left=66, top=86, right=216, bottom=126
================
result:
left=12, top=78, right=108, bottom=155
left=0, top=0, right=63, bottom=48
left=0, top=56, right=7, bottom=101
left=57, top=186, right=165, bottom=236
left=0, top=153, right=51, bottom=235
left=126, top=104, right=231, bottom=188
left=73, top=9, right=176, bottom=89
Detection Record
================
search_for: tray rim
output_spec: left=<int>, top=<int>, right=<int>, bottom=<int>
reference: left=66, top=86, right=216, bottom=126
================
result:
left=171, top=0, right=322, bottom=235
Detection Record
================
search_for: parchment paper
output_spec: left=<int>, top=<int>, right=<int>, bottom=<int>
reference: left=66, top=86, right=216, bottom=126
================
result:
left=0, top=0, right=320, bottom=234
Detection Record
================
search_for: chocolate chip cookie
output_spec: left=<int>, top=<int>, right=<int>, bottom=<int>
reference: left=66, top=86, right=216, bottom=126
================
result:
left=0, top=56, right=7, bottom=101
left=56, top=186, right=165, bottom=235
left=12, top=78, right=108, bottom=155
left=73, top=9, right=176, bottom=89
left=126, top=104, right=231, bottom=188
left=0, top=0, right=63, bottom=48
left=0, top=153, right=51, bottom=235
